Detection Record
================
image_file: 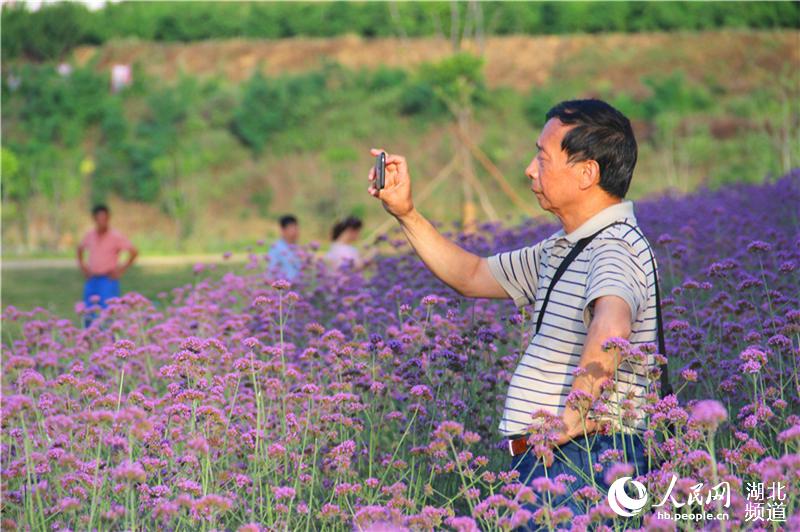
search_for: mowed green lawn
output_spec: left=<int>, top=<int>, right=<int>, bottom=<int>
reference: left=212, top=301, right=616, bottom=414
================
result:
left=2, top=263, right=242, bottom=323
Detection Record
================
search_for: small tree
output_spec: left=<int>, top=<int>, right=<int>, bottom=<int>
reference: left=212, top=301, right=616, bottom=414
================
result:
left=230, top=72, right=286, bottom=155
left=1, top=146, right=32, bottom=251
left=642, top=72, right=713, bottom=190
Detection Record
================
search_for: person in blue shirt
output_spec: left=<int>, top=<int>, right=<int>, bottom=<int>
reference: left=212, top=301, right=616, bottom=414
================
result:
left=267, top=214, right=301, bottom=281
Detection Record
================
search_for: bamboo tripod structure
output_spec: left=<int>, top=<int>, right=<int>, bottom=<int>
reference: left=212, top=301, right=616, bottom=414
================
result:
left=365, top=125, right=535, bottom=243
left=365, top=7, right=535, bottom=243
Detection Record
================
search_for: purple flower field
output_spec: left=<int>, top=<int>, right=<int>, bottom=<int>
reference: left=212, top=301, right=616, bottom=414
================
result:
left=2, top=172, right=799, bottom=531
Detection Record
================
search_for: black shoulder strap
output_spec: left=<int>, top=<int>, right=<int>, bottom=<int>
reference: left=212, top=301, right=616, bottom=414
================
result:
left=647, top=235, right=674, bottom=397
left=534, top=222, right=622, bottom=335
left=534, top=221, right=673, bottom=397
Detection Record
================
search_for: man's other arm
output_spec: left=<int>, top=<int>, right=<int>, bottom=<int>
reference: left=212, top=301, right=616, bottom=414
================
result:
left=77, top=238, right=90, bottom=278
left=112, top=237, right=138, bottom=279
left=557, top=295, right=632, bottom=443
left=557, top=236, right=647, bottom=444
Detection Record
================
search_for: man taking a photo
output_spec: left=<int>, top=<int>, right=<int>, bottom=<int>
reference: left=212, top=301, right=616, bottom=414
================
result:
left=367, top=99, right=658, bottom=521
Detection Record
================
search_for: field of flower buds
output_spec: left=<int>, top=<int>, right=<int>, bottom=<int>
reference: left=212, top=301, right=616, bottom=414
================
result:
left=2, top=172, right=799, bottom=531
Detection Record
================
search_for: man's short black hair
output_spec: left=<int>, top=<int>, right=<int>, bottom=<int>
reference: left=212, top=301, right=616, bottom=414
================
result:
left=545, top=99, right=638, bottom=199
left=92, top=204, right=109, bottom=216
left=279, top=214, right=298, bottom=228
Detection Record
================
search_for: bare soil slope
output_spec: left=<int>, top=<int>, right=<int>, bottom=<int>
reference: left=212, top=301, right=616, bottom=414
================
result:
left=73, top=30, right=798, bottom=93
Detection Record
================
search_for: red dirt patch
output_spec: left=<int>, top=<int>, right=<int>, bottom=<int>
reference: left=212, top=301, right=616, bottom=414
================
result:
left=71, top=30, right=799, bottom=93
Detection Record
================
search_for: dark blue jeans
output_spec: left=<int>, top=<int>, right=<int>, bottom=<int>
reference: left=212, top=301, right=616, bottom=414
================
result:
left=510, top=432, right=650, bottom=530
left=83, top=275, right=120, bottom=327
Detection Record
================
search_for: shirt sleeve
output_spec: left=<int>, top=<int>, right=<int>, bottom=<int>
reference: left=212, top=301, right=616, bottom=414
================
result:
left=487, top=242, right=542, bottom=308
left=268, top=245, right=285, bottom=269
left=116, top=232, right=134, bottom=251
left=583, top=237, right=647, bottom=329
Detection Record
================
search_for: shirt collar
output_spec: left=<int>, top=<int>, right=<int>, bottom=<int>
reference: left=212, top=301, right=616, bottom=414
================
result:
left=553, top=200, right=636, bottom=244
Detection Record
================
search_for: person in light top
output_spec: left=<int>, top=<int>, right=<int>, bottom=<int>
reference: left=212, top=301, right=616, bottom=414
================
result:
left=325, top=216, right=364, bottom=270
left=267, top=214, right=302, bottom=281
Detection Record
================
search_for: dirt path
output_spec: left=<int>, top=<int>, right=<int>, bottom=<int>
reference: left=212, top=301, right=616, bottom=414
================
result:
left=2, top=254, right=247, bottom=271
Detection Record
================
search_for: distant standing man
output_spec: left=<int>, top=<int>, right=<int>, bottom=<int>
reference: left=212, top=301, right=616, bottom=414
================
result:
left=77, top=204, right=138, bottom=324
left=368, top=100, right=658, bottom=523
left=267, top=215, right=301, bottom=282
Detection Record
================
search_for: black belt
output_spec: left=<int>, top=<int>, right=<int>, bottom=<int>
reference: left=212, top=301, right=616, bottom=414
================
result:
left=506, top=430, right=606, bottom=457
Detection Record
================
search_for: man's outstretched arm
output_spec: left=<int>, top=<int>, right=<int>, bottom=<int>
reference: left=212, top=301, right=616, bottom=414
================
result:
left=396, top=209, right=506, bottom=298
left=367, top=149, right=507, bottom=299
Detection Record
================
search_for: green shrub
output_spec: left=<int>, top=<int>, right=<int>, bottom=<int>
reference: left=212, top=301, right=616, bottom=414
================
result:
left=6, top=64, right=108, bottom=147
left=642, top=72, right=713, bottom=119
left=399, top=82, right=443, bottom=116
left=1, top=2, right=88, bottom=61
left=230, top=70, right=330, bottom=154
left=400, top=53, right=486, bottom=118
left=367, top=67, right=408, bottom=92
left=524, top=86, right=566, bottom=128
left=230, top=73, right=285, bottom=153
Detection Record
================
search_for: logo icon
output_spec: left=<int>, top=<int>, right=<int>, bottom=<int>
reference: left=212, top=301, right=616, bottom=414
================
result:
left=608, top=476, right=648, bottom=517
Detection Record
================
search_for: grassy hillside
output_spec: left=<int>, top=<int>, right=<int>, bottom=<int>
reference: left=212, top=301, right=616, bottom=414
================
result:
left=2, top=30, right=798, bottom=256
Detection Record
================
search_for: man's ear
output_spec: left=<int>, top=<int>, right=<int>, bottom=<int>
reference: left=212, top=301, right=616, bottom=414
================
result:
left=578, top=160, right=601, bottom=190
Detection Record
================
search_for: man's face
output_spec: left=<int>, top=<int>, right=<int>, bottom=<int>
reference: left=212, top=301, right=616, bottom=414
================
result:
left=93, top=211, right=110, bottom=231
left=525, top=119, right=584, bottom=214
left=282, top=223, right=299, bottom=244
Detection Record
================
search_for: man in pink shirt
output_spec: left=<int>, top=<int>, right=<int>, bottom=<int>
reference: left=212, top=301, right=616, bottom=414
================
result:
left=77, top=204, right=138, bottom=324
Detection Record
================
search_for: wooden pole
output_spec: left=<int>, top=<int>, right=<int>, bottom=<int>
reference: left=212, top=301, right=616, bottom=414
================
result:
left=364, top=156, right=458, bottom=243
left=451, top=125, right=534, bottom=215
left=463, top=163, right=499, bottom=221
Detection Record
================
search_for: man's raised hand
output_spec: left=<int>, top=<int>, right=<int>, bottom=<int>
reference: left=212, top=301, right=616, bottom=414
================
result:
left=367, top=148, right=414, bottom=219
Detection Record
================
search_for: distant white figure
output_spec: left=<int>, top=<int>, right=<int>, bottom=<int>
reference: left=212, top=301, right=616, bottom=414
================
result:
left=110, top=64, right=132, bottom=93
left=7, top=72, right=21, bottom=91
left=57, top=63, right=72, bottom=77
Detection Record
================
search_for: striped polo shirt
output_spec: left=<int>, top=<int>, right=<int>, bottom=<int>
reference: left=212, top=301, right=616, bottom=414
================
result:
left=488, top=200, right=658, bottom=436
